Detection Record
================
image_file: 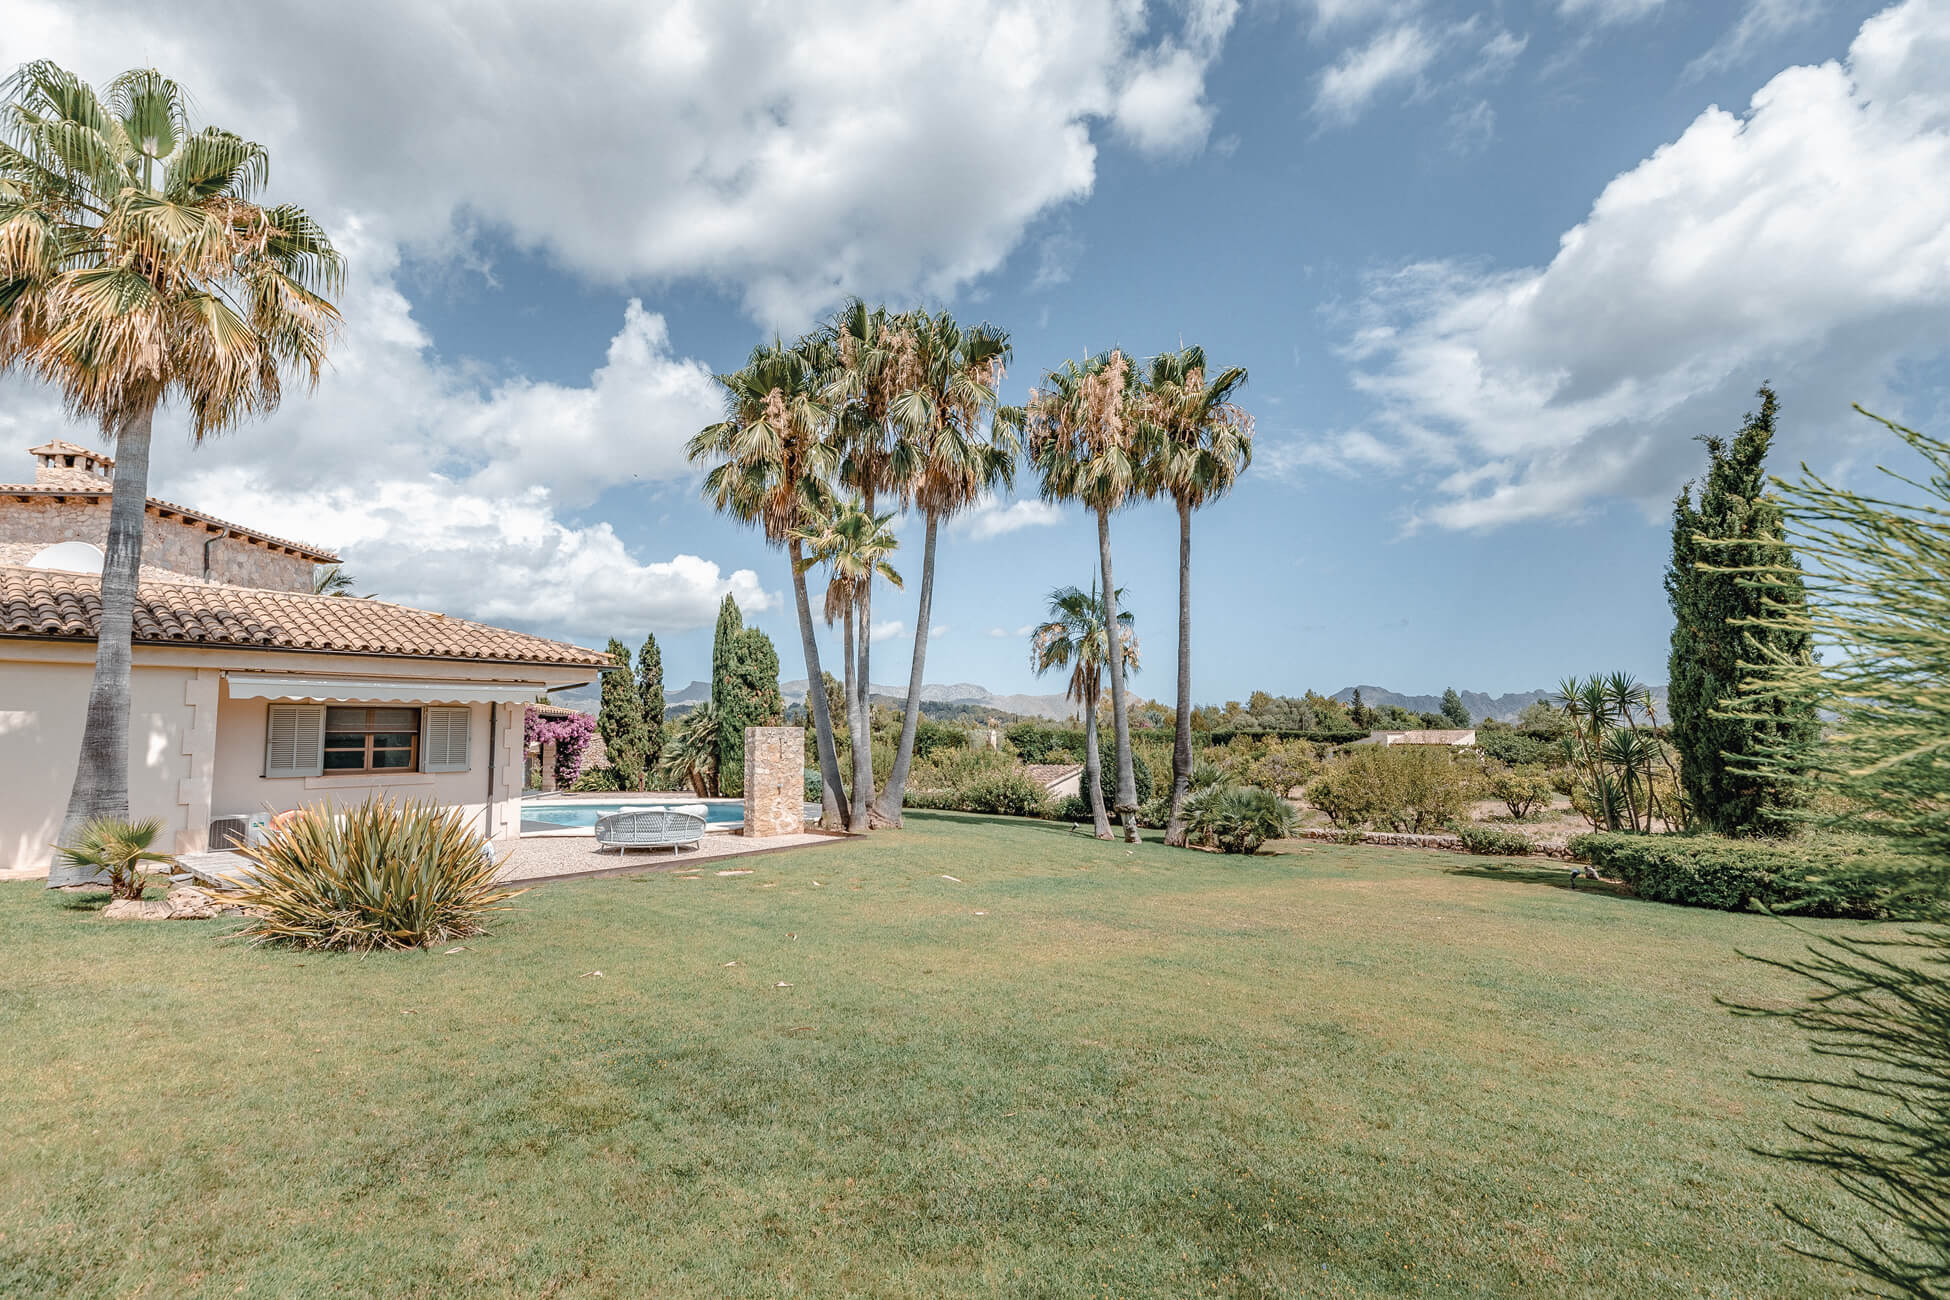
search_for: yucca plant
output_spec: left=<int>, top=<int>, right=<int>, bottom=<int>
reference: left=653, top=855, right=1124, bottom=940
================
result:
left=228, top=799, right=523, bottom=952
left=53, top=816, right=172, bottom=899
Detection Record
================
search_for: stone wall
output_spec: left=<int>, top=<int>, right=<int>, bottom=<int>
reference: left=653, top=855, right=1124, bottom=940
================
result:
left=0, top=496, right=315, bottom=591
left=742, top=726, right=806, bottom=838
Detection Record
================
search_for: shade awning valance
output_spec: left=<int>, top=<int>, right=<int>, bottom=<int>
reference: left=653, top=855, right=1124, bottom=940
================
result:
left=223, top=673, right=545, bottom=705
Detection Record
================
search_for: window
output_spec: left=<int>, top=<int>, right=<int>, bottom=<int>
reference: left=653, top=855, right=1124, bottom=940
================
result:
left=324, top=707, right=420, bottom=773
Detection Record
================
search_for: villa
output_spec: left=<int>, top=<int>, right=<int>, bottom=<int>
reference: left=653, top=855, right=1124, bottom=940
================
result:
left=0, top=440, right=608, bottom=872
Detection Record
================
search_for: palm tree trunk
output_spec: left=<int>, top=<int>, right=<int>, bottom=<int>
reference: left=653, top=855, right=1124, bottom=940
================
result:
left=841, top=603, right=858, bottom=805
left=1165, top=495, right=1194, bottom=848
left=1082, top=686, right=1110, bottom=839
left=873, top=509, right=938, bottom=828
left=850, top=561, right=873, bottom=834
left=788, top=538, right=847, bottom=830
left=50, top=401, right=156, bottom=885
left=1096, top=506, right=1138, bottom=843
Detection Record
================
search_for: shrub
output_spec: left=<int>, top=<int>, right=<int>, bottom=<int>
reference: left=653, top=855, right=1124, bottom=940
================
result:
left=1568, top=832, right=1895, bottom=918
left=1306, top=746, right=1475, bottom=833
left=230, top=799, right=525, bottom=951
left=1457, top=825, right=1533, bottom=856
left=804, top=769, right=822, bottom=802
left=1486, top=767, right=1554, bottom=820
left=54, top=816, right=172, bottom=900
left=569, top=764, right=623, bottom=793
left=1185, top=785, right=1298, bottom=855
left=1477, top=730, right=1564, bottom=768
left=1054, top=794, right=1090, bottom=823
left=959, top=772, right=1053, bottom=818
left=1242, top=739, right=1316, bottom=797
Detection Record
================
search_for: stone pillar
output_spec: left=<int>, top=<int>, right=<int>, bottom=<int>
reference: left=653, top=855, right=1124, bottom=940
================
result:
left=540, top=739, right=558, bottom=792
left=743, top=726, right=805, bottom=838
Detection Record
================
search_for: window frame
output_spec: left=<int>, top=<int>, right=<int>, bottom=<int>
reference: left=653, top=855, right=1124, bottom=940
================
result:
left=322, top=706, right=422, bottom=775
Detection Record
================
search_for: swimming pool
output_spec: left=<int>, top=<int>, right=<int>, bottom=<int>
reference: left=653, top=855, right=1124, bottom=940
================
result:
left=519, top=798, right=819, bottom=834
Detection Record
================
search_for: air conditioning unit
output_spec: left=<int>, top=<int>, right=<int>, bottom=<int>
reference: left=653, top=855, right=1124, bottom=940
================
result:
left=208, top=813, right=250, bottom=850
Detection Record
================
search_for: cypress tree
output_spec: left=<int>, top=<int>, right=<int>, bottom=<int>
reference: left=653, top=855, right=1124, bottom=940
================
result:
left=716, top=627, right=784, bottom=797
left=637, top=633, right=664, bottom=773
left=710, top=595, right=743, bottom=714
left=1666, top=386, right=1818, bottom=833
left=598, top=637, right=650, bottom=789
left=1439, top=687, right=1470, bottom=728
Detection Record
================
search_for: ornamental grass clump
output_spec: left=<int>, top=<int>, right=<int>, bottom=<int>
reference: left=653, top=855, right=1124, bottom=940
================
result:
left=230, top=799, right=524, bottom=952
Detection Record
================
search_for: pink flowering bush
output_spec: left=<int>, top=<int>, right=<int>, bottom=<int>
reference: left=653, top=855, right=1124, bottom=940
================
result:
left=525, top=709, right=595, bottom=785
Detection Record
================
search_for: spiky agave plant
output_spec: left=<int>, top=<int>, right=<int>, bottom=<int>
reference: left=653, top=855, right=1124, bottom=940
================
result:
left=228, top=799, right=523, bottom=952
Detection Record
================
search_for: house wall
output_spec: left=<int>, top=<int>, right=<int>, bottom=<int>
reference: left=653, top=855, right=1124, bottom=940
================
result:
left=0, top=495, right=315, bottom=590
left=0, top=657, right=199, bottom=871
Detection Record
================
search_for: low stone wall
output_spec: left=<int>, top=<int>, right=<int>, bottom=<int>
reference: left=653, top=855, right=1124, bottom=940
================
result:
left=1293, top=826, right=1577, bottom=860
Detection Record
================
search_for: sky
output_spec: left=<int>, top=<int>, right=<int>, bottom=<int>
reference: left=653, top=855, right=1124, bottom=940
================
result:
left=2, top=0, right=1947, bottom=703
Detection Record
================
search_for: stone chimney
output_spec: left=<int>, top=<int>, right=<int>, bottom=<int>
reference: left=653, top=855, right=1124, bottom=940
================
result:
left=28, top=440, right=114, bottom=490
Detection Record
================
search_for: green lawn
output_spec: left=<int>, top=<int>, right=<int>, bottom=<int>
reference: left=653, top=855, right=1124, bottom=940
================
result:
left=1, top=813, right=1880, bottom=1297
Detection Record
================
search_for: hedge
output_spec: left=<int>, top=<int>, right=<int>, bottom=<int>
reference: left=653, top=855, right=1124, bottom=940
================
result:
left=1568, top=832, right=1894, bottom=917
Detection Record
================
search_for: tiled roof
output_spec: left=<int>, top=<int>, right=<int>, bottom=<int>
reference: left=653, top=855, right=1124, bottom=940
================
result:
left=0, top=484, right=340, bottom=562
left=1024, top=762, right=1085, bottom=788
left=27, top=439, right=101, bottom=458
left=0, top=566, right=611, bottom=668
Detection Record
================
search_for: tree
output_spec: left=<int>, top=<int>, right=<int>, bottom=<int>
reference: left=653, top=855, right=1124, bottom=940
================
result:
left=598, top=639, right=649, bottom=790
left=1030, top=582, right=1137, bottom=839
left=873, top=311, right=1015, bottom=827
left=1138, top=346, right=1252, bottom=848
left=1, top=64, right=343, bottom=881
left=1027, top=349, right=1145, bottom=842
left=656, top=702, right=721, bottom=798
left=794, top=492, right=902, bottom=811
left=687, top=340, right=849, bottom=827
left=710, top=595, right=742, bottom=715
left=637, top=634, right=664, bottom=771
left=1439, top=688, right=1471, bottom=729
left=717, top=627, right=784, bottom=796
left=312, top=565, right=367, bottom=597
left=1667, top=386, right=1818, bottom=834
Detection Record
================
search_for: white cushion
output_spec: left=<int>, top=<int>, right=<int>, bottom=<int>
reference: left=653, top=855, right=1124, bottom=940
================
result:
left=671, top=804, right=709, bottom=818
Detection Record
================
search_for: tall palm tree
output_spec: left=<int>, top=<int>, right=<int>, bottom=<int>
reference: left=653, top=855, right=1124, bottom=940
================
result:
left=873, top=310, right=1016, bottom=826
left=1025, top=350, right=1146, bottom=842
left=687, top=340, right=849, bottom=828
left=820, top=300, right=922, bottom=828
left=1139, top=346, right=1253, bottom=848
left=1030, top=583, right=1137, bottom=839
left=794, top=494, right=903, bottom=804
left=0, top=63, right=343, bottom=882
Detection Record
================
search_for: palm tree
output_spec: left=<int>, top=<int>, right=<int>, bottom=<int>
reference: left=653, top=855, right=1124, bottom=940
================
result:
left=0, top=63, right=343, bottom=882
left=1139, top=346, right=1253, bottom=848
left=873, top=310, right=1016, bottom=826
left=311, top=564, right=368, bottom=597
left=686, top=340, right=849, bottom=827
left=1030, top=583, right=1137, bottom=838
left=794, top=493, right=903, bottom=806
left=656, top=703, right=721, bottom=798
left=820, top=301, right=922, bottom=828
left=1025, top=350, right=1146, bottom=842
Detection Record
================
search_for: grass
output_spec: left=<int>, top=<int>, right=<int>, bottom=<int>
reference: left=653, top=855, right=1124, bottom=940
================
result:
left=0, top=812, right=1883, bottom=1296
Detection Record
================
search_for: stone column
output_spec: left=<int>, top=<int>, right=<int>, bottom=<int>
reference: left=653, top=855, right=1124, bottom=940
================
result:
left=743, top=726, right=805, bottom=838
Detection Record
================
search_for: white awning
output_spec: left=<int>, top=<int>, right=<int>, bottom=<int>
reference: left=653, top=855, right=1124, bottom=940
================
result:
left=223, top=673, right=545, bottom=705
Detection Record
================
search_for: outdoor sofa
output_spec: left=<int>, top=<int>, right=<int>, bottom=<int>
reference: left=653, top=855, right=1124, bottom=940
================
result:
left=594, top=804, right=710, bottom=855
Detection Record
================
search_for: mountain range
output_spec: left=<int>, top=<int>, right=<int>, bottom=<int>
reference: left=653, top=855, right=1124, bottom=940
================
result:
left=1329, top=684, right=1668, bottom=724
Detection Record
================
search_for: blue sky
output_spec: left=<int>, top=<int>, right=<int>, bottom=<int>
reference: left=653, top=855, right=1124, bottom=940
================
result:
left=4, top=0, right=1946, bottom=702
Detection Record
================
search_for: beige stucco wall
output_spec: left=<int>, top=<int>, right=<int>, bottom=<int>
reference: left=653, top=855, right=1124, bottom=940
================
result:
left=0, top=495, right=316, bottom=591
left=0, top=639, right=591, bottom=873
left=0, top=657, right=200, bottom=872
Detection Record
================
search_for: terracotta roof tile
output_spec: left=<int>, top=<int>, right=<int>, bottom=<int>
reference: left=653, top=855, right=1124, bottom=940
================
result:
left=0, top=566, right=610, bottom=668
left=27, top=439, right=102, bottom=459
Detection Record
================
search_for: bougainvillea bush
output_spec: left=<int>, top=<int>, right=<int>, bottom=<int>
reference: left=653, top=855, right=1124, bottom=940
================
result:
left=525, top=709, right=595, bottom=786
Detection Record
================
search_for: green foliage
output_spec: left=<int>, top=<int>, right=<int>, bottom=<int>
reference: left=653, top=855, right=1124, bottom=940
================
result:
left=1667, top=386, right=1818, bottom=834
left=1305, top=747, right=1476, bottom=833
left=568, top=765, right=623, bottom=793
left=1568, top=832, right=1893, bottom=917
left=1456, top=825, right=1533, bottom=856
left=657, top=703, right=722, bottom=798
left=1055, top=794, right=1091, bottom=823
left=1439, top=688, right=1471, bottom=728
left=637, top=634, right=664, bottom=774
left=1557, top=673, right=1686, bottom=833
left=598, top=639, right=650, bottom=790
left=1516, top=699, right=1574, bottom=738
left=230, top=799, right=523, bottom=952
left=53, top=816, right=171, bottom=900
left=1476, top=730, right=1563, bottom=768
left=1729, top=926, right=1950, bottom=1297
left=804, top=769, right=823, bottom=803
left=905, top=769, right=1052, bottom=818
left=913, top=718, right=968, bottom=760
left=1485, top=767, right=1554, bottom=820
left=1099, top=733, right=1152, bottom=806
left=1184, top=784, right=1297, bottom=855
left=709, top=595, right=742, bottom=712
left=715, top=627, right=783, bottom=797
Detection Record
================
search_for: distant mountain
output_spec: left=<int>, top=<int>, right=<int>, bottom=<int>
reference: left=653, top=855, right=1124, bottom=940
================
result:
left=780, top=679, right=1075, bottom=721
left=1330, top=684, right=1668, bottom=724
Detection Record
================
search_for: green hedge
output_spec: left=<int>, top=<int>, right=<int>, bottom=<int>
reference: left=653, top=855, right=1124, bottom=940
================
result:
left=1568, top=832, right=1894, bottom=917
left=1457, top=826, right=1533, bottom=856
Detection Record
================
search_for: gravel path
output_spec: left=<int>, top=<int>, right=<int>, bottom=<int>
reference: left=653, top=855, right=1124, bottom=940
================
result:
left=496, top=830, right=840, bottom=882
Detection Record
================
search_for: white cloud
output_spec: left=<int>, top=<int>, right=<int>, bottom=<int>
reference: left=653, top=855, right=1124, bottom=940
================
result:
left=1336, top=0, right=1950, bottom=530
left=1314, top=23, right=1442, bottom=124
left=1687, top=0, right=1827, bottom=80
left=1468, top=30, right=1529, bottom=83
left=950, top=495, right=1068, bottom=539
left=1031, top=227, right=1086, bottom=291
left=1447, top=99, right=1498, bottom=154
left=1557, top=0, right=1665, bottom=24
left=870, top=620, right=906, bottom=644
left=14, top=0, right=1239, bottom=328
left=988, top=627, right=1010, bottom=638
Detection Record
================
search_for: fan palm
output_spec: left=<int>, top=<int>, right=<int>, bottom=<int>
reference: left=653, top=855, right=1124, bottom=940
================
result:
left=1025, top=349, right=1146, bottom=842
left=1139, top=346, right=1252, bottom=848
left=52, top=815, right=171, bottom=899
left=873, top=310, right=1016, bottom=826
left=1, top=63, right=343, bottom=882
left=686, top=339, right=849, bottom=827
left=793, top=494, right=903, bottom=795
left=1030, top=583, right=1138, bottom=839
left=656, top=703, right=722, bottom=799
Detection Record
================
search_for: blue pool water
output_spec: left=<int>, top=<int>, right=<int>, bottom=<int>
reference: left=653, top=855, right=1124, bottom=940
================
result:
left=520, top=799, right=748, bottom=832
